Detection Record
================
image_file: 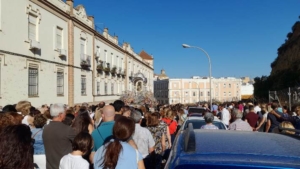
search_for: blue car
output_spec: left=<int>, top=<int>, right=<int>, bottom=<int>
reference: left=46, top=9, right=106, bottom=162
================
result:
left=165, top=124, right=300, bottom=169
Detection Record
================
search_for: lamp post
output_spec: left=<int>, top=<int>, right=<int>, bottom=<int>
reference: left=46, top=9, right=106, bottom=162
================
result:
left=182, top=44, right=212, bottom=110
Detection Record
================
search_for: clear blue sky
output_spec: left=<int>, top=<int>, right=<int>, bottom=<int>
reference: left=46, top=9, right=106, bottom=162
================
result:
left=74, top=0, right=300, bottom=79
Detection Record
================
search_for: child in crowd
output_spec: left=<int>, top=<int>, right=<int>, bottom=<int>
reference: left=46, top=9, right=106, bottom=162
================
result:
left=59, top=132, right=93, bottom=169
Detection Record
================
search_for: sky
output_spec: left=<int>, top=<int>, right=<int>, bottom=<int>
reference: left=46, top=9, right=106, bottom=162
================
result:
left=74, top=0, right=300, bottom=79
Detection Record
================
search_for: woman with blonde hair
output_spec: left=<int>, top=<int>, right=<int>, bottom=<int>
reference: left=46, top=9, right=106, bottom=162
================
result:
left=162, top=109, right=178, bottom=144
left=16, top=101, right=33, bottom=126
left=279, top=121, right=295, bottom=134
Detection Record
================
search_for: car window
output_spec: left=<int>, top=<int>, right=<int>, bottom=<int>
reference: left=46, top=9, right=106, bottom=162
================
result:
left=188, top=108, right=206, bottom=115
left=184, top=120, right=226, bottom=130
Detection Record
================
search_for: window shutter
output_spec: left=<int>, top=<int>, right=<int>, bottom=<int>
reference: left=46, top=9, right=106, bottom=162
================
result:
left=28, top=15, right=37, bottom=40
left=56, top=27, right=62, bottom=49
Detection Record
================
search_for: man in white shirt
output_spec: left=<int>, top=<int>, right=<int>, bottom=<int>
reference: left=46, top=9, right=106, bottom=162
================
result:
left=131, top=110, right=155, bottom=158
left=219, top=104, right=231, bottom=127
left=254, top=102, right=261, bottom=113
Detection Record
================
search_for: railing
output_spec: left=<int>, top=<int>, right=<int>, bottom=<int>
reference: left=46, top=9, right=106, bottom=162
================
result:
left=80, top=54, right=91, bottom=67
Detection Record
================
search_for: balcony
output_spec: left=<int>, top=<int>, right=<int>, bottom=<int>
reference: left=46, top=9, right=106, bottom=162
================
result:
left=111, top=65, right=117, bottom=76
left=80, top=54, right=91, bottom=69
left=58, top=49, right=67, bottom=57
left=117, top=67, right=122, bottom=77
left=104, top=62, right=110, bottom=74
left=96, top=60, right=104, bottom=73
left=121, top=70, right=126, bottom=78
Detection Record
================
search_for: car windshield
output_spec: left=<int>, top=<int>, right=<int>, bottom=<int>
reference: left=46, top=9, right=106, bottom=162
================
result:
left=184, top=120, right=226, bottom=130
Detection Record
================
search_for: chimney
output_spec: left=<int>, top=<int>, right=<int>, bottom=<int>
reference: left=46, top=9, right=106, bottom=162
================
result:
left=103, top=27, right=108, bottom=38
left=88, top=16, right=95, bottom=29
left=66, top=0, right=74, bottom=15
left=114, top=36, right=118, bottom=44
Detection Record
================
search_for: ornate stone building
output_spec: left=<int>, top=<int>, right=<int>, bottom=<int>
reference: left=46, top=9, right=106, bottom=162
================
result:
left=0, top=0, right=154, bottom=106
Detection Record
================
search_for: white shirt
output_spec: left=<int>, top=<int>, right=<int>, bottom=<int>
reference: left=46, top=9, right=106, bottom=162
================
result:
left=59, top=153, right=89, bottom=169
left=254, top=106, right=261, bottom=113
left=132, top=124, right=155, bottom=158
left=221, top=108, right=230, bottom=126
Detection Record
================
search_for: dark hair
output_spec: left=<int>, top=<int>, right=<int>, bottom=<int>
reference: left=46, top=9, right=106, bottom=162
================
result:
left=63, top=113, right=75, bottom=126
left=147, top=113, right=160, bottom=127
left=29, top=107, right=41, bottom=117
left=8, top=112, right=23, bottom=124
left=72, top=112, right=92, bottom=134
left=249, top=105, right=254, bottom=111
left=100, top=116, right=135, bottom=168
left=43, top=110, right=52, bottom=120
left=0, top=124, right=33, bottom=169
left=271, top=103, right=278, bottom=110
left=99, top=102, right=106, bottom=108
left=72, top=132, right=93, bottom=155
left=33, top=114, right=47, bottom=128
left=2, top=105, right=17, bottom=113
left=0, top=114, right=17, bottom=131
left=113, top=100, right=125, bottom=112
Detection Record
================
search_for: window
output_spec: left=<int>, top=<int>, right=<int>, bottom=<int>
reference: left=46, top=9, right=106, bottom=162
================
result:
left=229, top=84, right=231, bottom=88
left=56, top=27, right=62, bottom=49
left=193, top=92, right=196, bottom=96
left=105, top=83, right=107, bottom=95
left=28, top=66, right=38, bottom=96
left=97, top=82, right=100, bottom=95
left=216, top=92, right=218, bottom=96
left=81, top=75, right=86, bottom=95
left=229, top=92, right=231, bottom=96
left=185, top=91, right=188, bottom=96
left=80, top=38, right=86, bottom=63
left=200, top=92, right=203, bottom=96
left=57, top=71, right=64, bottom=95
left=223, top=83, right=226, bottom=88
left=224, top=92, right=226, bottom=96
left=215, top=84, right=218, bottom=88
left=207, top=91, right=210, bottom=96
left=105, top=50, right=107, bottom=62
left=28, top=14, right=37, bottom=41
left=237, top=83, right=239, bottom=88
left=111, top=83, right=114, bottom=95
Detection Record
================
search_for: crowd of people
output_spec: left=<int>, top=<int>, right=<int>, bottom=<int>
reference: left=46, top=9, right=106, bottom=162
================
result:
left=0, top=99, right=299, bottom=169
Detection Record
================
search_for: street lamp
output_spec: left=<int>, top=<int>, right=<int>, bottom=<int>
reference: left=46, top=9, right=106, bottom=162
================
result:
left=182, top=44, right=212, bottom=110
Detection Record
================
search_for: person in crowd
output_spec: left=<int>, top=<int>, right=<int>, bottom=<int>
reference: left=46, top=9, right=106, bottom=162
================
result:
left=177, top=109, right=187, bottom=127
left=94, top=116, right=145, bottom=169
left=94, top=107, right=103, bottom=128
left=278, top=121, right=295, bottom=134
left=63, top=113, right=75, bottom=126
left=121, top=105, right=132, bottom=117
left=113, top=100, right=125, bottom=121
left=43, top=103, right=76, bottom=169
left=265, top=103, right=282, bottom=133
left=200, top=113, right=219, bottom=130
left=1, top=104, right=17, bottom=113
left=147, top=113, right=166, bottom=169
left=7, top=112, right=23, bottom=124
left=255, top=104, right=268, bottom=132
left=39, top=104, right=49, bottom=114
left=254, top=102, right=261, bottom=113
left=245, top=105, right=259, bottom=130
left=219, top=104, right=231, bottom=127
left=43, top=109, right=52, bottom=124
left=32, top=114, right=47, bottom=169
left=131, top=109, right=155, bottom=161
left=16, top=100, right=32, bottom=126
left=0, top=124, right=34, bottom=169
left=162, top=109, right=178, bottom=143
left=91, top=105, right=115, bottom=151
left=268, top=105, right=300, bottom=133
left=60, top=132, right=93, bottom=169
left=0, top=113, right=17, bottom=131
left=228, top=109, right=253, bottom=131
left=72, top=110, right=94, bottom=134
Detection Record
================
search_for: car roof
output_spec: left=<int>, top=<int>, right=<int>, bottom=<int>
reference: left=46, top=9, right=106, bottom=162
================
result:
left=171, top=129, right=300, bottom=168
left=186, top=116, right=221, bottom=122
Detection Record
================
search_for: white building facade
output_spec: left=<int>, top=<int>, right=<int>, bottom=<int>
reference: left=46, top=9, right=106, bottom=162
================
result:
left=0, top=0, right=154, bottom=107
left=154, top=77, right=242, bottom=104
